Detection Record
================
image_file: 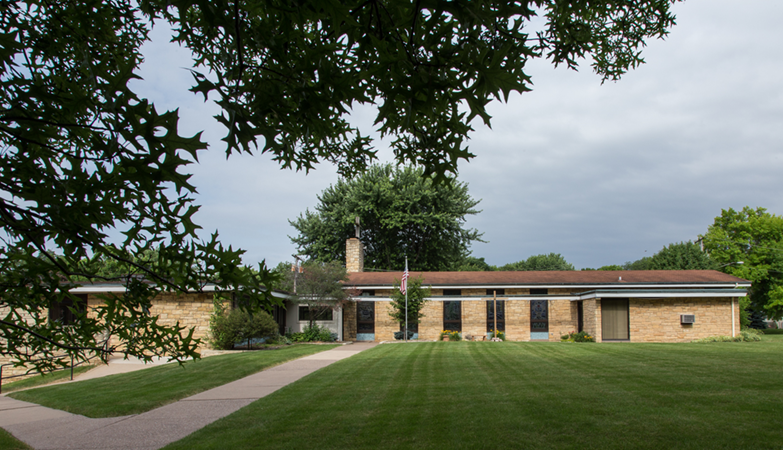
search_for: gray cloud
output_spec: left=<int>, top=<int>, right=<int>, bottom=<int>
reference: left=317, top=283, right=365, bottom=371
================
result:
left=131, top=0, right=783, bottom=270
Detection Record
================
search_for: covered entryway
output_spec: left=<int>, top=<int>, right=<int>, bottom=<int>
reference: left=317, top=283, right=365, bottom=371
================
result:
left=601, top=298, right=629, bottom=341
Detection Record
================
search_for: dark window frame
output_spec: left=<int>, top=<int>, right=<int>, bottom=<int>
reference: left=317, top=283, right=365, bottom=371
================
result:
left=486, top=289, right=505, bottom=296
left=49, top=294, right=87, bottom=325
left=530, top=288, right=548, bottom=295
left=486, top=300, right=505, bottom=332
left=298, top=306, right=333, bottom=321
left=530, top=299, right=549, bottom=333
left=443, top=289, right=462, bottom=296
left=443, top=301, right=462, bottom=332
left=357, top=301, right=375, bottom=334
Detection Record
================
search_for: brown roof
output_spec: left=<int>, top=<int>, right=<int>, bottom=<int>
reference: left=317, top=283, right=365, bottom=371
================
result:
left=345, top=270, right=749, bottom=287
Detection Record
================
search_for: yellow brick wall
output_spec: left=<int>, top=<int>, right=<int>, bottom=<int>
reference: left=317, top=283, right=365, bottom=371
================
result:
left=374, top=300, right=397, bottom=341
left=628, top=297, right=739, bottom=342
left=505, top=300, right=530, bottom=341
left=343, top=301, right=357, bottom=341
left=548, top=299, right=576, bottom=341
left=419, top=300, right=444, bottom=340
left=583, top=299, right=602, bottom=342
left=462, top=300, right=486, bottom=337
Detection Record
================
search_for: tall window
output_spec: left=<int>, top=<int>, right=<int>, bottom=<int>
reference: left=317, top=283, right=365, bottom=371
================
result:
left=486, top=289, right=505, bottom=296
left=49, top=294, right=87, bottom=325
left=530, top=288, right=548, bottom=295
left=357, top=301, right=375, bottom=334
left=530, top=300, right=548, bottom=333
left=443, top=301, right=461, bottom=331
left=443, top=289, right=462, bottom=296
left=487, top=300, right=505, bottom=332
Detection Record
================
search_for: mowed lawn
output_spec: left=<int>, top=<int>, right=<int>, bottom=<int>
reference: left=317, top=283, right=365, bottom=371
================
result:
left=166, top=337, right=783, bottom=450
left=8, top=344, right=338, bottom=417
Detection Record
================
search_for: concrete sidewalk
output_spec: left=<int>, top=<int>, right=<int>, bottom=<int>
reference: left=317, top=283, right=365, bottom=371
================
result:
left=0, top=342, right=376, bottom=450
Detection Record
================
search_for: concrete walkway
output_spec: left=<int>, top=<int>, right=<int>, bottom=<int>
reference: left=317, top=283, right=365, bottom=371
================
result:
left=0, top=343, right=376, bottom=450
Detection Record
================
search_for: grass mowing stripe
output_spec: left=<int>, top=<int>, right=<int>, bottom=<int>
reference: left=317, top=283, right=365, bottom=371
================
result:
left=164, top=340, right=783, bottom=449
left=8, top=344, right=338, bottom=418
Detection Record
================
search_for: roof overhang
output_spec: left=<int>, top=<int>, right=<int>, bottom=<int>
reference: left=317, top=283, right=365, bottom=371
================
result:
left=347, top=283, right=751, bottom=290
left=66, top=284, right=292, bottom=299
left=349, top=288, right=747, bottom=301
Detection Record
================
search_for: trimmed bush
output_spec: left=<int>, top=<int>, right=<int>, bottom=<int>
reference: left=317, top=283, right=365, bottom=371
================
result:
left=693, top=329, right=762, bottom=343
left=288, top=325, right=335, bottom=342
left=209, top=305, right=278, bottom=350
left=394, top=330, right=415, bottom=340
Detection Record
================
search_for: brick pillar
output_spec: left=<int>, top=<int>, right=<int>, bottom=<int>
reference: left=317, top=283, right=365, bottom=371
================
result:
left=346, top=238, right=364, bottom=273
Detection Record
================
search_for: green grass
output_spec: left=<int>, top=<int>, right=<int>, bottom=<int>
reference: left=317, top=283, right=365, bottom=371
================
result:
left=1, top=365, right=94, bottom=393
left=761, top=328, right=783, bottom=334
left=165, top=340, right=783, bottom=450
left=9, top=344, right=338, bottom=418
left=0, top=428, right=32, bottom=450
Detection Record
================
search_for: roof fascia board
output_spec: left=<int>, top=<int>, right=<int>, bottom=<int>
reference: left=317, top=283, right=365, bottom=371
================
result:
left=346, top=283, right=751, bottom=290
left=67, top=285, right=293, bottom=300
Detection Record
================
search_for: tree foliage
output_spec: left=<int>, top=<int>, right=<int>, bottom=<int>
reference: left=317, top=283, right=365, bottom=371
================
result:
left=646, top=241, right=718, bottom=270
left=703, top=207, right=783, bottom=320
left=209, top=302, right=278, bottom=350
left=499, top=253, right=575, bottom=271
left=0, top=0, right=680, bottom=370
left=290, top=165, right=483, bottom=271
left=282, top=261, right=349, bottom=329
left=389, top=275, right=431, bottom=331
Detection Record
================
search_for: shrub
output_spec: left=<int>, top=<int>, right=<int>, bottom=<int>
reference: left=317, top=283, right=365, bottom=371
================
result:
left=693, top=329, right=762, bottom=343
left=265, top=333, right=292, bottom=346
left=560, top=331, right=595, bottom=343
left=762, top=329, right=783, bottom=335
left=209, top=303, right=278, bottom=350
left=439, top=330, right=461, bottom=341
left=489, top=329, right=506, bottom=341
left=288, top=325, right=336, bottom=343
left=394, top=330, right=415, bottom=340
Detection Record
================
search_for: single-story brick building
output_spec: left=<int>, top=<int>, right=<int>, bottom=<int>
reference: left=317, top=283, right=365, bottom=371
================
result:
left=339, top=238, right=750, bottom=343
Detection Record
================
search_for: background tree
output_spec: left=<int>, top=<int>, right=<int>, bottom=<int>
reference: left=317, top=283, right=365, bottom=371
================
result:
left=623, top=257, right=653, bottom=270
left=1, top=0, right=680, bottom=369
left=290, top=165, right=483, bottom=271
left=498, top=253, right=575, bottom=271
left=703, top=207, right=783, bottom=321
left=282, top=261, right=350, bottom=330
left=454, top=256, right=497, bottom=272
left=389, top=276, right=431, bottom=337
left=646, top=241, right=718, bottom=270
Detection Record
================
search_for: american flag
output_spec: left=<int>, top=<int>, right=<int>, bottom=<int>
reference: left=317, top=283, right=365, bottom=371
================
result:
left=400, top=261, right=409, bottom=295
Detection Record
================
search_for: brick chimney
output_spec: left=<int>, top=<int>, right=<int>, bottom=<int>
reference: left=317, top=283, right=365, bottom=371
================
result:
left=346, top=238, right=364, bottom=273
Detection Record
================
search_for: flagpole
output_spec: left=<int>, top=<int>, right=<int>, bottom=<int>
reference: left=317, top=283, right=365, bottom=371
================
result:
left=404, top=257, right=408, bottom=343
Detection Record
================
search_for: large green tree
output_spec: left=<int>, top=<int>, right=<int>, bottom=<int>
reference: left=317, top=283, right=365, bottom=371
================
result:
left=499, top=253, right=575, bottom=271
left=646, top=241, right=718, bottom=270
left=703, top=207, right=783, bottom=320
left=290, top=165, right=482, bottom=271
left=1, top=0, right=680, bottom=370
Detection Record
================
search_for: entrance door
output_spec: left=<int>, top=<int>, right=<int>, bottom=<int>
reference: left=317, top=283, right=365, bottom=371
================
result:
left=601, top=299, right=629, bottom=340
left=356, top=301, right=375, bottom=341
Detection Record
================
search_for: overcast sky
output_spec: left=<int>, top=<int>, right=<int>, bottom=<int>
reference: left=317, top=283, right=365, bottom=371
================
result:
left=133, top=0, right=783, bottom=270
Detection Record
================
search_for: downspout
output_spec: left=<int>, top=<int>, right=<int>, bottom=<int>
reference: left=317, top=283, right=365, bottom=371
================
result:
left=731, top=297, right=735, bottom=337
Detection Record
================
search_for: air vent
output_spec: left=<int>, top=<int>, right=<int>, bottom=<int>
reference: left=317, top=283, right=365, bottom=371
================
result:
left=680, top=314, right=695, bottom=324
